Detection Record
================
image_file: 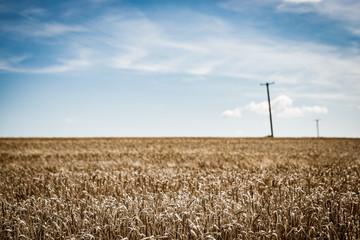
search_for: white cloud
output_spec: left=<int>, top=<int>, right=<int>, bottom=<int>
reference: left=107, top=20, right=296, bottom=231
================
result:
left=272, top=95, right=293, bottom=112
left=318, top=0, right=360, bottom=24
left=245, top=101, right=268, bottom=115
left=221, top=108, right=242, bottom=118
left=244, top=95, right=328, bottom=118
left=187, top=67, right=213, bottom=75
left=236, top=130, right=244, bottom=136
left=302, top=105, right=328, bottom=114
left=277, top=107, right=304, bottom=118
left=245, top=95, right=293, bottom=114
left=64, top=118, right=76, bottom=123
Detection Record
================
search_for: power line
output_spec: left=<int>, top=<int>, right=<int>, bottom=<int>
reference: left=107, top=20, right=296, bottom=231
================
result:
left=260, top=82, right=275, bottom=137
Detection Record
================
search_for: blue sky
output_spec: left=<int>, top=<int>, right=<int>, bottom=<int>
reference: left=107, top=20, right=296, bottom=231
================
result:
left=1, top=0, right=360, bottom=137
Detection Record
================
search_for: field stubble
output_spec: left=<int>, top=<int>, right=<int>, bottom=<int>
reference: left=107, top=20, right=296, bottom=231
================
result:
left=0, top=138, right=359, bottom=239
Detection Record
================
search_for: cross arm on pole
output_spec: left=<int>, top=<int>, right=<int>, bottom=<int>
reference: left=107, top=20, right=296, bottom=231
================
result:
left=260, top=82, right=274, bottom=86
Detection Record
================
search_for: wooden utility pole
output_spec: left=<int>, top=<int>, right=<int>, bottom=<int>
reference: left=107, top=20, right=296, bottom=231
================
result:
left=260, top=82, right=275, bottom=137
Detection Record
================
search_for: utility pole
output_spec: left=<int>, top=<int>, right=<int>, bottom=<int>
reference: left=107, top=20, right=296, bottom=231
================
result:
left=316, top=119, right=320, bottom=138
left=260, top=82, right=275, bottom=137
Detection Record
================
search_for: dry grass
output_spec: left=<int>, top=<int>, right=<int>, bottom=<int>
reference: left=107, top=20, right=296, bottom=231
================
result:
left=1, top=138, right=359, bottom=239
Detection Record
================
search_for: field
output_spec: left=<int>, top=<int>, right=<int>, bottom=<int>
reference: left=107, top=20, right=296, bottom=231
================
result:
left=1, top=138, right=359, bottom=239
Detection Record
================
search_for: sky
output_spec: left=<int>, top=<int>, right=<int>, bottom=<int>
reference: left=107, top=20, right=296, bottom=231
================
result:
left=0, top=0, right=360, bottom=138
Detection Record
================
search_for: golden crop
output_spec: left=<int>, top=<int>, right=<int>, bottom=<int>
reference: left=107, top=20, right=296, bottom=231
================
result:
left=1, top=138, right=359, bottom=239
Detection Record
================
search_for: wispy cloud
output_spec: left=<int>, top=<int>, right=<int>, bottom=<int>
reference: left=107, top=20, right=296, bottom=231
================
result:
left=218, top=0, right=274, bottom=13
left=32, top=58, right=91, bottom=73
left=0, top=55, right=91, bottom=73
left=2, top=21, right=87, bottom=37
left=23, top=7, right=48, bottom=17
left=221, top=0, right=360, bottom=36
left=1, top=5, right=360, bottom=101
left=91, top=12, right=360, bottom=99
left=95, top=11, right=360, bottom=94
left=38, top=23, right=87, bottom=37
left=277, top=0, right=360, bottom=35
left=11, top=55, right=31, bottom=64
left=283, top=0, right=322, bottom=3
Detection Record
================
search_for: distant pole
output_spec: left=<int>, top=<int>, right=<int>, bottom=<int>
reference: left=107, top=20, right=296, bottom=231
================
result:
left=260, top=82, right=275, bottom=137
left=316, top=119, right=320, bottom=138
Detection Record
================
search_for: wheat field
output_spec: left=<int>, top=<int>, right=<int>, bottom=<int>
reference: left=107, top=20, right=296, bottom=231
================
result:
left=1, top=138, right=359, bottom=239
